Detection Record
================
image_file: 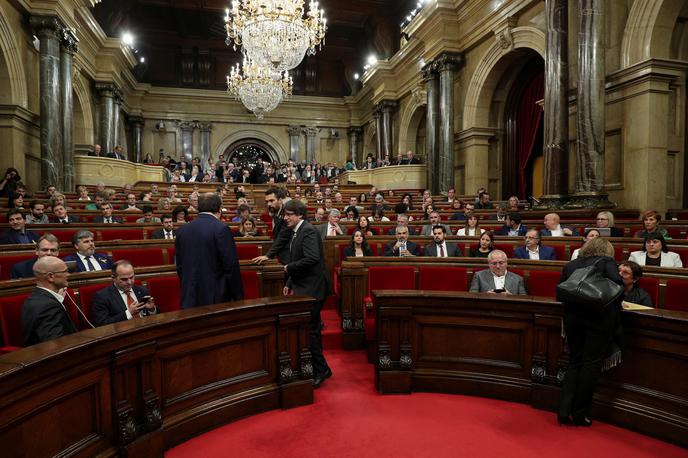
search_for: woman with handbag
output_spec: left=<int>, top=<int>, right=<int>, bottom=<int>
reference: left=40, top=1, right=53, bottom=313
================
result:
left=556, top=237, right=623, bottom=427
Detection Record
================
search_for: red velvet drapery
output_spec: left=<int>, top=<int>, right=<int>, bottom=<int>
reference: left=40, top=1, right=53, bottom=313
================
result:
left=516, top=72, right=544, bottom=198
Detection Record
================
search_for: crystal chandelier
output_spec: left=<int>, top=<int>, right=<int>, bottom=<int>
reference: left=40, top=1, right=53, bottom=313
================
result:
left=225, top=1, right=327, bottom=73
left=227, top=58, right=293, bottom=119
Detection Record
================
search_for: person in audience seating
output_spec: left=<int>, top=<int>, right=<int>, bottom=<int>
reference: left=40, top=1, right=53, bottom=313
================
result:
left=469, top=249, right=526, bottom=294
left=424, top=225, right=462, bottom=257
left=11, top=233, right=60, bottom=279
left=495, top=212, right=528, bottom=236
left=369, top=208, right=390, bottom=222
left=506, top=196, right=520, bottom=212
left=26, top=200, right=49, bottom=224
left=50, top=192, right=71, bottom=211
left=187, top=165, right=202, bottom=182
left=1, top=209, right=39, bottom=245
left=356, top=214, right=375, bottom=237
left=22, top=256, right=77, bottom=346
left=77, top=186, right=91, bottom=201
left=173, top=206, right=188, bottom=224
left=231, top=204, right=251, bottom=223
left=63, top=230, right=113, bottom=272
left=312, top=207, right=326, bottom=222
left=0, top=167, right=21, bottom=198
left=369, top=193, right=390, bottom=213
left=93, top=202, right=123, bottom=224
left=540, top=213, right=576, bottom=237
left=475, top=191, right=494, bottom=209
left=619, top=260, right=653, bottom=307
left=167, top=185, right=182, bottom=203
left=596, top=211, right=624, bottom=237
left=50, top=203, right=82, bottom=224
left=383, top=225, right=419, bottom=257
left=150, top=183, right=160, bottom=195
left=514, top=229, right=557, bottom=260
left=420, top=211, right=451, bottom=236
left=136, top=205, right=161, bottom=224
left=157, top=197, right=172, bottom=211
left=402, top=150, right=420, bottom=165
left=633, top=210, right=669, bottom=239
left=343, top=230, right=373, bottom=259
left=571, top=229, right=601, bottom=260
left=318, top=208, right=344, bottom=239
left=151, top=214, right=177, bottom=240
left=452, top=202, right=474, bottom=220
left=456, top=213, right=485, bottom=237
left=45, top=184, right=57, bottom=197
left=107, top=144, right=126, bottom=160
left=388, top=213, right=416, bottom=235
left=629, top=232, right=683, bottom=268
left=470, top=231, right=495, bottom=258
left=95, top=182, right=105, bottom=194
left=92, top=260, right=156, bottom=326
left=88, top=144, right=103, bottom=157
left=445, top=188, right=456, bottom=203
left=10, top=194, right=25, bottom=209
left=340, top=205, right=359, bottom=222
left=85, top=193, right=107, bottom=211
left=121, top=193, right=141, bottom=212
left=239, top=217, right=258, bottom=237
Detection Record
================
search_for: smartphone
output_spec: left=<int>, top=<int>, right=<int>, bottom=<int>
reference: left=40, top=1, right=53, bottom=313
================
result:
left=493, top=289, right=505, bottom=294
left=139, top=296, right=151, bottom=304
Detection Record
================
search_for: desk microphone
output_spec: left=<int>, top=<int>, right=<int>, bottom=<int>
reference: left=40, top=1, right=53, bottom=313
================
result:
left=64, top=290, right=95, bottom=329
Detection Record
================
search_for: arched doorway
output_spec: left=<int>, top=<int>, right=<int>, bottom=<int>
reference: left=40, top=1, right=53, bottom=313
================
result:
left=223, top=138, right=278, bottom=169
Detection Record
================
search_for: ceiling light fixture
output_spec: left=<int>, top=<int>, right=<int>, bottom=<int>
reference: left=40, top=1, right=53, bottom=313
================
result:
left=227, top=57, right=293, bottom=119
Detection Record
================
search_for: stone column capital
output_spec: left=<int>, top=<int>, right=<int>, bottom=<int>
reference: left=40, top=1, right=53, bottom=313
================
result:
left=60, top=28, right=79, bottom=54
left=378, top=100, right=398, bottom=113
left=433, top=52, right=463, bottom=73
left=30, top=15, right=62, bottom=40
left=198, top=121, right=212, bottom=132
left=95, top=82, right=118, bottom=98
left=421, top=62, right=438, bottom=81
left=288, top=125, right=302, bottom=136
left=303, top=126, right=319, bottom=137
left=128, top=116, right=145, bottom=127
left=176, top=120, right=197, bottom=132
left=348, top=126, right=362, bottom=136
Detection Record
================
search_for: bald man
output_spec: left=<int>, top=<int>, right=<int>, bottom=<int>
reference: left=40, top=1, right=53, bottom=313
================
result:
left=540, top=213, right=576, bottom=237
left=22, top=256, right=78, bottom=346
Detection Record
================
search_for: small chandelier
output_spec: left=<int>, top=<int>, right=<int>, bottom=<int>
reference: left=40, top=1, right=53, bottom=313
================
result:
left=225, top=1, right=327, bottom=73
left=227, top=58, right=293, bottom=119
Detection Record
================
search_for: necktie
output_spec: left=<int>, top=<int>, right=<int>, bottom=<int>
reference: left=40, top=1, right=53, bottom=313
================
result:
left=85, top=256, right=97, bottom=271
left=439, top=244, right=445, bottom=257
left=106, top=218, right=111, bottom=224
left=127, top=291, right=136, bottom=309
left=166, top=231, right=173, bottom=239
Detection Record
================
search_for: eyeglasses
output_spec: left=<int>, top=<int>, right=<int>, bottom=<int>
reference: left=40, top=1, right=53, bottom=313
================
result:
left=596, top=217, right=609, bottom=221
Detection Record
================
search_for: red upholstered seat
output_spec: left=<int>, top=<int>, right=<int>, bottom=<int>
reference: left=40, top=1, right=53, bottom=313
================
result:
left=664, top=279, right=688, bottom=312
left=551, top=245, right=566, bottom=261
left=241, top=270, right=261, bottom=299
left=614, top=245, right=625, bottom=261
left=673, top=248, right=688, bottom=267
left=236, top=244, right=260, bottom=260
left=123, top=214, right=141, bottom=223
left=0, top=292, right=29, bottom=347
left=418, top=266, right=468, bottom=292
left=527, top=270, right=560, bottom=298
left=666, top=226, right=684, bottom=239
left=147, top=275, right=181, bottom=313
left=99, top=228, right=145, bottom=241
left=47, top=229, right=80, bottom=245
left=637, top=277, right=659, bottom=307
left=166, top=247, right=176, bottom=263
left=365, top=266, right=416, bottom=341
left=0, top=254, right=34, bottom=280
left=493, top=243, right=514, bottom=256
left=75, top=283, right=108, bottom=326
left=112, top=248, right=167, bottom=267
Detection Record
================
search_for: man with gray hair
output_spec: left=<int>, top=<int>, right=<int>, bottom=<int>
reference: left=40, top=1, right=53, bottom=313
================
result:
left=420, top=210, right=451, bottom=236
left=469, top=249, right=526, bottom=295
left=317, top=208, right=343, bottom=239
left=11, top=233, right=61, bottom=279
left=63, top=230, right=113, bottom=272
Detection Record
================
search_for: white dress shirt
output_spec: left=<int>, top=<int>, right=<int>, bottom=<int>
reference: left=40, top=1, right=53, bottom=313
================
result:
left=492, top=274, right=506, bottom=290
left=77, top=252, right=103, bottom=271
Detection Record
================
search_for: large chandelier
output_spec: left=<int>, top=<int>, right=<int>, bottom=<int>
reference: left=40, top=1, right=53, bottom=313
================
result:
left=225, top=1, right=327, bottom=72
left=227, top=58, right=293, bottom=119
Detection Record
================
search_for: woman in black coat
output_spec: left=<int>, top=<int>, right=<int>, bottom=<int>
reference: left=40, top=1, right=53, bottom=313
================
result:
left=557, top=237, right=623, bottom=427
left=343, top=230, right=373, bottom=259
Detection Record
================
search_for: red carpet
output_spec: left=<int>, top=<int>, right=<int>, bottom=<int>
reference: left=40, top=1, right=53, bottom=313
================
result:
left=167, top=307, right=687, bottom=458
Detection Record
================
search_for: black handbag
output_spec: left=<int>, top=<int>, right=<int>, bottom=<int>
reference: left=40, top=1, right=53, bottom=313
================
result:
left=556, top=258, right=623, bottom=311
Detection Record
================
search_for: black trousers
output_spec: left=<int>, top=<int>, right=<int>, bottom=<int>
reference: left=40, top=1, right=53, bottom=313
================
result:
left=310, top=298, right=329, bottom=377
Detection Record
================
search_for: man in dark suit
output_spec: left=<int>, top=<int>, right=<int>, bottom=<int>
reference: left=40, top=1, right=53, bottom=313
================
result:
left=424, top=226, right=462, bottom=257
left=11, top=233, right=61, bottom=279
left=513, top=229, right=557, bottom=260
left=92, top=261, right=156, bottom=326
left=63, top=230, right=113, bottom=272
left=176, top=192, right=243, bottom=308
left=281, top=199, right=332, bottom=387
left=0, top=209, right=39, bottom=245
left=401, top=150, right=420, bottom=164
left=469, top=250, right=527, bottom=295
left=150, top=214, right=177, bottom=240
left=387, top=214, right=416, bottom=235
left=253, top=187, right=291, bottom=264
left=495, top=212, right=529, bottom=236
left=22, top=256, right=78, bottom=346
left=383, top=225, right=420, bottom=257
left=87, top=144, right=103, bottom=157
left=540, top=213, right=576, bottom=237
left=92, top=202, right=124, bottom=224
left=107, top=145, right=127, bottom=160
left=50, top=204, right=82, bottom=224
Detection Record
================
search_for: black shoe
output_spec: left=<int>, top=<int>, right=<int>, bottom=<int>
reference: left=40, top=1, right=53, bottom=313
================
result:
left=313, top=368, right=332, bottom=388
left=558, top=415, right=572, bottom=426
left=572, top=416, right=592, bottom=427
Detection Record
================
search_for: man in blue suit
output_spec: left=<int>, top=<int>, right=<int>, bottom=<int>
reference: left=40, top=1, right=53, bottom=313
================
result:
left=513, top=229, right=556, bottom=260
left=176, top=192, right=243, bottom=308
left=495, top=213, right=529, bottom=237
left=0, top=209, right=39, bottom=245
left=63, top=230, right=113, bottom=272
left=11, top=233, right=61, bottom=279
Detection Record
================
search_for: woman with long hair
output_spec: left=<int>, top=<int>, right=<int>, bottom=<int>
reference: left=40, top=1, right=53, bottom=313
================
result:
left=470, top=231, right=494, bottom=258
left=456, top=213, right=485, bottom=236
left=343, top=230, right=373, bottom=259
left=356, top=215, right=375, bottom=237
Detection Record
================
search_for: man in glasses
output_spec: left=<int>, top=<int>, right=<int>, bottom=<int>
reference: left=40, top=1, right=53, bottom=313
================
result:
left=22, top=256, right=77, bottom=346
left=469, top=250, right=526, bottom=295
left=11, top=233, right=61, bottom=279
left=513, top=229, right=557, bottom=260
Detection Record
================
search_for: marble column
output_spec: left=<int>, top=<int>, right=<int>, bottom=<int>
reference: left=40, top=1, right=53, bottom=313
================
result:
left=60, top=28, right=78, bottom=192
left=422, top=63, right=440, bottom=194
left=30, top=15, right=63, bottom=191
left=539, top=0, right=569, bottom=208
left=112, top=90, right=123, bottom=151
left=348, top=127, right=362, bottom=165
left=379, top=100, right=397, bottom=159
left=304, top=126, right=319, bottom=164
left=436, top=53, right=462, bottom=193
left=96, top=83, right=116, bottom=154
left=129, top=116, right=144, bottom=163
left=571, top=0, right=611, bottom=208
left=198, top=122, right=212, bottom=166
left=288, top=125, right=301, bottom=161
left=178, top=121, right=196, bottom=163
left=373, top=108, right=383, bottom=159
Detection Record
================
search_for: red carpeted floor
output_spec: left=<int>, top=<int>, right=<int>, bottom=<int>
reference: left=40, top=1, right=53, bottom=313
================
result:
left=167, top=307, right=688, bottom=458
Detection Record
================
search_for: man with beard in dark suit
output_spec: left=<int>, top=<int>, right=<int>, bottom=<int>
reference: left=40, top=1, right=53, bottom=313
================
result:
left=252, top=187, right=291, bottom=265
left=92, top=260, right=156, bottom=326
left=175, top=193, right=243, bottom=308
left=281, top=199, right=332, bottom=388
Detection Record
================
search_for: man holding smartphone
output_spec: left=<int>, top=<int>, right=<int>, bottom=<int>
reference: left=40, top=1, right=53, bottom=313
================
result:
left=469, top=250, right=527, bottom=295
left=92, top=260, right=156, bottom=326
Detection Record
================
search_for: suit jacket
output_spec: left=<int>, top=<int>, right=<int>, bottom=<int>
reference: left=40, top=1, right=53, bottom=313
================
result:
left=285, top=221, right=328, bottom=301
left=317, top=222, right=344, bottom=240
left=92, top=215, right=124, bottom=224
left=11, top=257, right=36, bottom=279
left=629, top=250, right=683, bottom=268
left=494, top=224, right=529, bottom=236
left=342, top=245, right=373, bottom=260
left=49, top=215, right=82, bottom=224
left=22, top=288, right=78, bottom=346
left=469, top=270, right=527, bottom=295
left=150, top=228, right=177, bottom=239
left=265, top=209, right=291, bottom=264
left=176, top=213, right=243, bottom=308
left=62, top=252, right=113, bottom=272
left=92, top=284, right=153, bottom=326
left=383, top=240, right=420, bottom=257
left=0, top=229, right=39, bottom=245
left=539, top=226, right=577, bottom=237
left=513, top=245, right=557, bottom=260
left=107, top=152, right=126, bottom=160
left=424, top=242, right=462, bottom=257
left=420, top=224, right=451, bottom=236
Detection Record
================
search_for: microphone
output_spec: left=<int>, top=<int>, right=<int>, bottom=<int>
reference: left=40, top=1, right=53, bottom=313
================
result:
left=530, top=196, right=541, bottom=205
left=64, top=290, right=95, bottom=329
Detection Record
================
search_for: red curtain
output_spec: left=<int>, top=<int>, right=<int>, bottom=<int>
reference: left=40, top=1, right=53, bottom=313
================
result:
left=516, top=72, right=544, bottom=198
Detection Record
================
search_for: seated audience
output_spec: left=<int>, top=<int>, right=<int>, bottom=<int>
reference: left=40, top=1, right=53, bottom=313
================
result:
left=369, top=208, right=390, bottom=222
left=1, top=209, right=39, bottom=244
left=596, top=211, right=624, bottom=237
left=402, top=150, right=420, bottom=164
left=121, top=193, right=142, bottom=212
left=514, top=229, right=557, bottom=260
left=540, top=213, right=576, bottom=237
left=63, top=230, right=113, bottom=272
left=26, top=200, right=49, bottom=224
left=50, top=203, right=82, bottom=224
left=0, top=167, right=21, bottom=198
left=10, top=194, right=25, bottom=209
left=506, top=196, right=520, bottom=212
left=424, top=225, right=462, bottom=257
left=318, top=209, right=344, bottom=239
left=618, top=260, right=653, bottom=307
left=93, top=202, right=123, bottom=224
left=173, top=206, right=188, bottom=224
left=231, top=204, right=251, bottom=223
left=470, top=232, right=495, bottom=258
left=475, top=191, right=494, bottom=209
left=340, top=206, right=359, bottom=222
left=369, top=193, right=390, bottom=213
left=239, top=217, right=259, bottom=237
left=93, top=260, right=156, bottom=326
left=401, top=193, right=415, bottom=210
left=420, top=211, right=451, bottom=236
left=571, top=229, right=601, bottom=260
left=312, top=207, right=326, bottom=222
left=50, top=192, right=71, bottom=211
left=388, top=214, right=416, bottom=235
left=85, top=193, right=107, bottom=211
left=452, top=202, right=474, bottom=220
left=469, top=250, right=527, bottom=295
left=445, top=188, right=456, bottom=203
left=22, top=256, right=77, bottom=346
left=77, top=185, right=91, bottom=201
left=495, top=212, right=528, bottom=236
left=151, top=214, right=177, bottom=240
left=11, top=233, right=60, bottom=279
left=629, top=232, right=683, bottom=268
left=383, top=225, right=419, bottom=257
left=633, top=210, right=670, bottom=239
left=167, top=185, right=182, bottom=203
left=343, top=230, right=373, bottom=259
left=187, top=192, right=200, bottom=213
left=157, top=197, right=172, bottom=211
left=456, top=213, right=485, bottom=236
left=136, top=205, right=161, bottom=224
